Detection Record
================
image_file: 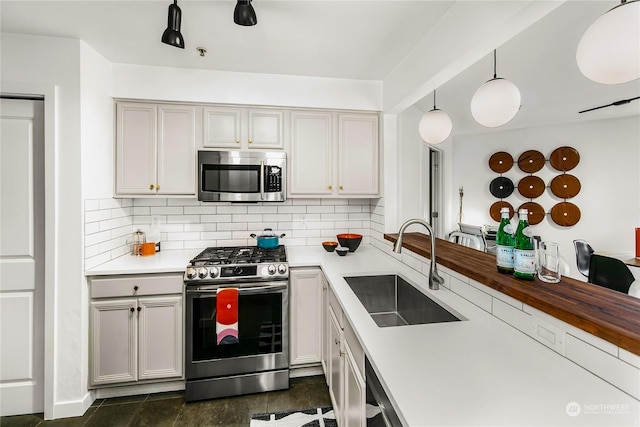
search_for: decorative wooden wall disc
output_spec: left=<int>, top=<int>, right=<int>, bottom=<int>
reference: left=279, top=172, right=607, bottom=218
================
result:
left=490, top=201, right=514, bottom=222
left=549, top=146, right=580, bottom=171
left=518, top=202, right=545, bottom=225
left=550, top=174, right=581, bottom=198
left=517, top=150, right=545, bottom=173
left=489, top=151, right=514, bottom=173
left=550, top=202, right=581, bottom=226
left=489, top=176, right=514, bottom=198
left=518, top=175, right=545, bottom=198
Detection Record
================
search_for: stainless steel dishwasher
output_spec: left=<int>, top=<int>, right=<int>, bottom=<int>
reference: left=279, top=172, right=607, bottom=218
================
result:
left=366, top=357, right=403, bottom=427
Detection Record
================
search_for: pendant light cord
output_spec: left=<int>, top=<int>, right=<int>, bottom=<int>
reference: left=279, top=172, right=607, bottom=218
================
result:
left=493, top=49, right=497, bottom=79
left=433, top=90, right=437, bottom=109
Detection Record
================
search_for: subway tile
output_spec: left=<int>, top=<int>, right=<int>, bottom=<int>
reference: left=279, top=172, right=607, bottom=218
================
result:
left=292, top=198, right=321, bottom=205
left=184, top=223, right=218, bottom=232
left=566, top=334, right=640, bottom=400
left=232, top=214, right=263, bottom=223
left=120, top=199, right=133, bottom=207
left=150, top=206, right=184, bottom=215
left=217, top=205, right=248, bottom=214
left=85, top=222, right=101, bottom=235
left=347, top=213, right=370, bottom=220
left=133, top=206, right=151, bottom=216
left=133, top=198, right=168, bottom=207
left=167, top=232, right=201, bottom=241
left=335, top=205, right=362, bottom=213
left=283, top=237, right=308, bottom=246
left=85, top=230, right=112, bottom=247
left=291, top=229, right=320, bottom=238
left=184, top=206, right=217, bottom=215
left=307, top=221, right=333, bottom=230
left=212, top=239, right=252, bottom=247
left=111, top=245, right=130, bottom=259
left=167, top=198, right=200, bottom=206
left=201, top=231, right=234, bottom=240
left=100, top=217, right=130, bottom=232
left=99, top=199, right=122, bottom=210
left=85, top=244, right=101, bottom=259
left=248, top=205, right=278, bottom=214
left=262, top=214, right=293, bottom=223
left=167, top=215, right=200, bottom=224
left=161, top=223, right=185, bottom=232
left=216, top=223, right=247, bottom=231
left=334, top=221, right=363, bottom=229
left=85, top=209, right=112, bottom=223
left=278, top=205, right=307, bottom=214
left=321, top=198, right=348, bottom=205
left=450, top=277, right=492, bottom=312
left=348, top=199, right=371, bottom=206
left=110, top=207, right=132, bottom=219
left=200, top=214, right=233, bottom=223
left=84, top=199, right=100, bottom=211
left=112, top=225, right=132, bottom=239
left=85, top=252, right=111, bottom=270
left=161, top=241, right=185, bottom=250
left=307, top=206, right=335, bottom=214
left=321, top=213, right=349, bottom=221
left=371, top=213, right=384, bottom=225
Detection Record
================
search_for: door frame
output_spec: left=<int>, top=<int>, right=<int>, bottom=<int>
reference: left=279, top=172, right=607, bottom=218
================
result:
left=422, top=143, right=444, bottom=238
left=2, top=82, right=56, bottom=419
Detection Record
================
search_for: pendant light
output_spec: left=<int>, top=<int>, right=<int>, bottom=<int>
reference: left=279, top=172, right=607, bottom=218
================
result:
left=418, top=90, right=452, bottom=145
left=234, top=0, right=257, bottom=26
left=576, top=0, right=640, bottom=85
left=470, top=50, right=521, bottom=128
left=161, top=0, right=185, bottom=49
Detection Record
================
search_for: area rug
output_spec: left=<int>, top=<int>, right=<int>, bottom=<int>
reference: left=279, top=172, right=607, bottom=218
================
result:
left=250, top=406, right=337, bottom=427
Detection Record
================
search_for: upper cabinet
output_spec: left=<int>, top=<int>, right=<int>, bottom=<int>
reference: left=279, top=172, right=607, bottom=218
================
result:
left=116, top=102, right=196, bottom=197
left=203, top=106, right=285, bottom=150
left=289, top=111, right=379, bottom=198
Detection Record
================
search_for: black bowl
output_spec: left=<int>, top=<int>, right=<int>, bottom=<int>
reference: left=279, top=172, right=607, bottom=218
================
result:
left=322, top=241, right=338, bottom=252
left=337, top=233, right=362, bottom=252
left=336, top=247, right=349, bottom=256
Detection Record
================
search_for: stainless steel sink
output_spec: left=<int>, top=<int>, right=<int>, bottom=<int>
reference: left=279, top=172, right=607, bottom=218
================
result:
left=343, top=274, right=463, bottom=327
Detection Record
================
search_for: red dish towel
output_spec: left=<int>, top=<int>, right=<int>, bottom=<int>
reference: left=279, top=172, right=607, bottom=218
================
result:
left=216, top=288, right=239, bottom=345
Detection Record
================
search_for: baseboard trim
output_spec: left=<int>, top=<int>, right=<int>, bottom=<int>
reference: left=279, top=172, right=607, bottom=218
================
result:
left=290, top=364, right=324, bottom=378
left=49, top=391, right=94, bottom=420
left=94, top=380, right=185, bottom=399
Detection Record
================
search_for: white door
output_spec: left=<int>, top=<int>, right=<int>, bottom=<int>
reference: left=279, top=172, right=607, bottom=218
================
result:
left=248, top=109, right=284, bottom=149
left=338, top=114, right=379, bottom=195
left=203, top=106, right=242, bottom=148
left=156, top=104, right=196, bottom=195
left=0, top=98, right=45, bottom=416
left=289, top=269, right=323, bottom=366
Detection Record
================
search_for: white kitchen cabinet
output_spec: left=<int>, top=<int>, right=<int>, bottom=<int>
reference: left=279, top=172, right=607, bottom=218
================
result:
left=289, top=268, right=324, bottom=366
left=203, top=106, right=285, bottom=150
left=321, top=273, right=329, bottom=378
left=89, top=274, right=183, bottom=387
left=288, top=111, right=379, bottom=198
left=116, top=102, right=196, bottom=196
left=327, top=286, right=366, bottom=427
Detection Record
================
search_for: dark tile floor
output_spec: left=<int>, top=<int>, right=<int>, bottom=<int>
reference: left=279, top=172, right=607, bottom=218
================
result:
left=0, top=376, right=331, bottom=427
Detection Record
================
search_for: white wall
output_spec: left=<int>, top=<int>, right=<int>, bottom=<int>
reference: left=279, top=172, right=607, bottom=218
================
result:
left=397, top=106, right=428, bottom=224
left=452, top=116, right=640, bottom=279
left=1, top=33, right=88, bottom=418
left=111, top=63, right=383, bottom=111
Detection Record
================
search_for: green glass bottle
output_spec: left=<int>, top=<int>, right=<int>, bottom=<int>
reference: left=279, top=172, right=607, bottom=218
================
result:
left=496, top=207, right=515, bottom=274
left=513, top=208, right=536, bottom=280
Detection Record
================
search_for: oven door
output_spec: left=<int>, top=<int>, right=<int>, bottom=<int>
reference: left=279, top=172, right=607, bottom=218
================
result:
left=185, top=281, right=289, bottom=380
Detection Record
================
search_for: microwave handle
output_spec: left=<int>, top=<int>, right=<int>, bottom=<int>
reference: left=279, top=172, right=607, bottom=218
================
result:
left=260, top=160, right=265, bottom=201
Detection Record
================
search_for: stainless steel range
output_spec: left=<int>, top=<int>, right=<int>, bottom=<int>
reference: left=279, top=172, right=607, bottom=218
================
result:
left=184, top=246, right=289, bottom=401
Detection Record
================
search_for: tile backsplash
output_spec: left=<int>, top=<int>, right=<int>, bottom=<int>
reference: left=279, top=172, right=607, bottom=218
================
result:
left=84, top=197, right=380, bottom=269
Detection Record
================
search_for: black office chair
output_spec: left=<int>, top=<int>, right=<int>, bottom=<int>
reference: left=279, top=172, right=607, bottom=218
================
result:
left=573, top=239, right=594, bottom=278
left=588, top=254, right=635, bottom=294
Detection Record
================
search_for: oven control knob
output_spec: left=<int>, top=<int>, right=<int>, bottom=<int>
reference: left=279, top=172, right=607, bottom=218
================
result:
left=233, top=266, right=243, bottom=276
left=278, top=264, right=287, bottom=275
left=186, top=267, right=197, bottom=280
left=267, top=264, right=277, bottom=275
left=209, top=267, right=219, bottom=278
left=197, top=267, right=208, bottom=279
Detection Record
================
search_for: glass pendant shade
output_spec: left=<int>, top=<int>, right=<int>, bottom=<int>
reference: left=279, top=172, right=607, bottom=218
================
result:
left=234, top=0, right=257, bottom=26
left=471, top=77, right=521, bottom=128
left=576, top=0, right=640, bottom=84
left=161, top=0, right=184, bottom=49
left=419, top=109, right=452, bottom=145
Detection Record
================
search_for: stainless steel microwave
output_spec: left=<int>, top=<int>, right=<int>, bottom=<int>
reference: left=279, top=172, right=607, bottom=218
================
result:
left=198, top=150, right=286, bottom=202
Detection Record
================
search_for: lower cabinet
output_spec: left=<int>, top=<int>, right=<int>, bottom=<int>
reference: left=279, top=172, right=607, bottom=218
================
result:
left=89, top=274, right=183, bottom=387
left=289, top=268, right=324, bottom=366
left=328, top=287, right=366, bottom=427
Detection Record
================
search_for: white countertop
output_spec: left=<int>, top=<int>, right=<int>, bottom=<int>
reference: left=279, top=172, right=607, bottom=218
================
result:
left=85, top=245, right=640, bottom=426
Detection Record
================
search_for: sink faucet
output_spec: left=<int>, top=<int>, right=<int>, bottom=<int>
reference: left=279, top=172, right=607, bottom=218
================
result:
left=393, top=218, right=444, bottom=290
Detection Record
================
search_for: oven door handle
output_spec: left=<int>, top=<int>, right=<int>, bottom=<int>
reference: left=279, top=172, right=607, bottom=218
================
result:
left=186, top=283, right=288, bottom=295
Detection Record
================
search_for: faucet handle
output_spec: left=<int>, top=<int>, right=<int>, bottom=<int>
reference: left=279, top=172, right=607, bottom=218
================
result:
left=429, top=270, right=445, bottom=290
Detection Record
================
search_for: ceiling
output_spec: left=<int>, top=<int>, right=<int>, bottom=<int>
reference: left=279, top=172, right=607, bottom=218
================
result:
left=1, top=0, right=638, bottom=135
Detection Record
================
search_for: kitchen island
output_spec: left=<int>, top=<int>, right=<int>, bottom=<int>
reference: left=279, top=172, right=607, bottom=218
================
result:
left=86, top=243, right=640, bottom=426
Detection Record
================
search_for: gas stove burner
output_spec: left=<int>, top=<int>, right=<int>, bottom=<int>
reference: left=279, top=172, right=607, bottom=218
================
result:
left=185, top=245, right=288, bottom=283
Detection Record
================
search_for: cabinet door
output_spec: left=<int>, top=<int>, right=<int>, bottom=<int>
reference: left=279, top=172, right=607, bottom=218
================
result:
left=203, top=106, right=242, bottom=148
left=343, top=341, right=366, bottom=427
left=321, top=274, right=329, bottom=378
left=248, top=109, right=284, bottom=149
left=328, top=306, right=343, bottom=425
left=116, top=103, right=157, bottom=195
left=290, top=268, right=323, bottom=366
left=289, top=111, right=334, bottom=195
left=338, top=114, right=379, bottom=195
left=138, top=295, right=183, bottom=381
left=90, top=299, right=138, bottom=386
left=157, top=104, right=196, bottom=195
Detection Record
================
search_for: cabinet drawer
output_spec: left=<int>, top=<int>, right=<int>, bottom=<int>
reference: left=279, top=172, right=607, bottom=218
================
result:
left=91, top=274, right=183, bottom=298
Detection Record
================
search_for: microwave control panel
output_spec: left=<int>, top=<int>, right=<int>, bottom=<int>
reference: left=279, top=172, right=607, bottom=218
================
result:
left=265, top=166, right=282, bottom=192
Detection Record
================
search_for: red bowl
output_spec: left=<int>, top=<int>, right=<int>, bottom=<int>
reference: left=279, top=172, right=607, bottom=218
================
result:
left=336, top=233, right=362, bottom=252
left=322, top=241, right=338, bottom=252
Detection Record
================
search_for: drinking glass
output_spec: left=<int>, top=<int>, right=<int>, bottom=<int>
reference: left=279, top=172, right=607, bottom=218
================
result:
left=538, top=241, right=561, bottom=283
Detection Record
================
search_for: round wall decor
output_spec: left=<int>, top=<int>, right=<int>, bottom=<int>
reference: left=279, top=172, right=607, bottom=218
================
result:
left=518, top=202, right=545, bottom=225
left=489, top=176, right=514, bottom=198
left=550, top=174, right=581, bottom=199
left=489, top=151, right=514, bottom=173
left=549, top=146, right=580, bottom=171
left=550, top=202, right=581, bottom=226
left=490, top=201, right=514, bottom=222
left=517, top=175, right=545, bottom=198
left=517, top=150, right=545, bottom=173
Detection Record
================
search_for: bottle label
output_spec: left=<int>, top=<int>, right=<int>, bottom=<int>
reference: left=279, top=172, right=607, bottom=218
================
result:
left=503, top=224, right=514, bottom=234
left=496, top=245, right=514, bottom=268
left=522, top=226, right=533, bottom=238
left=514, top=249, right=536, bottom=274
